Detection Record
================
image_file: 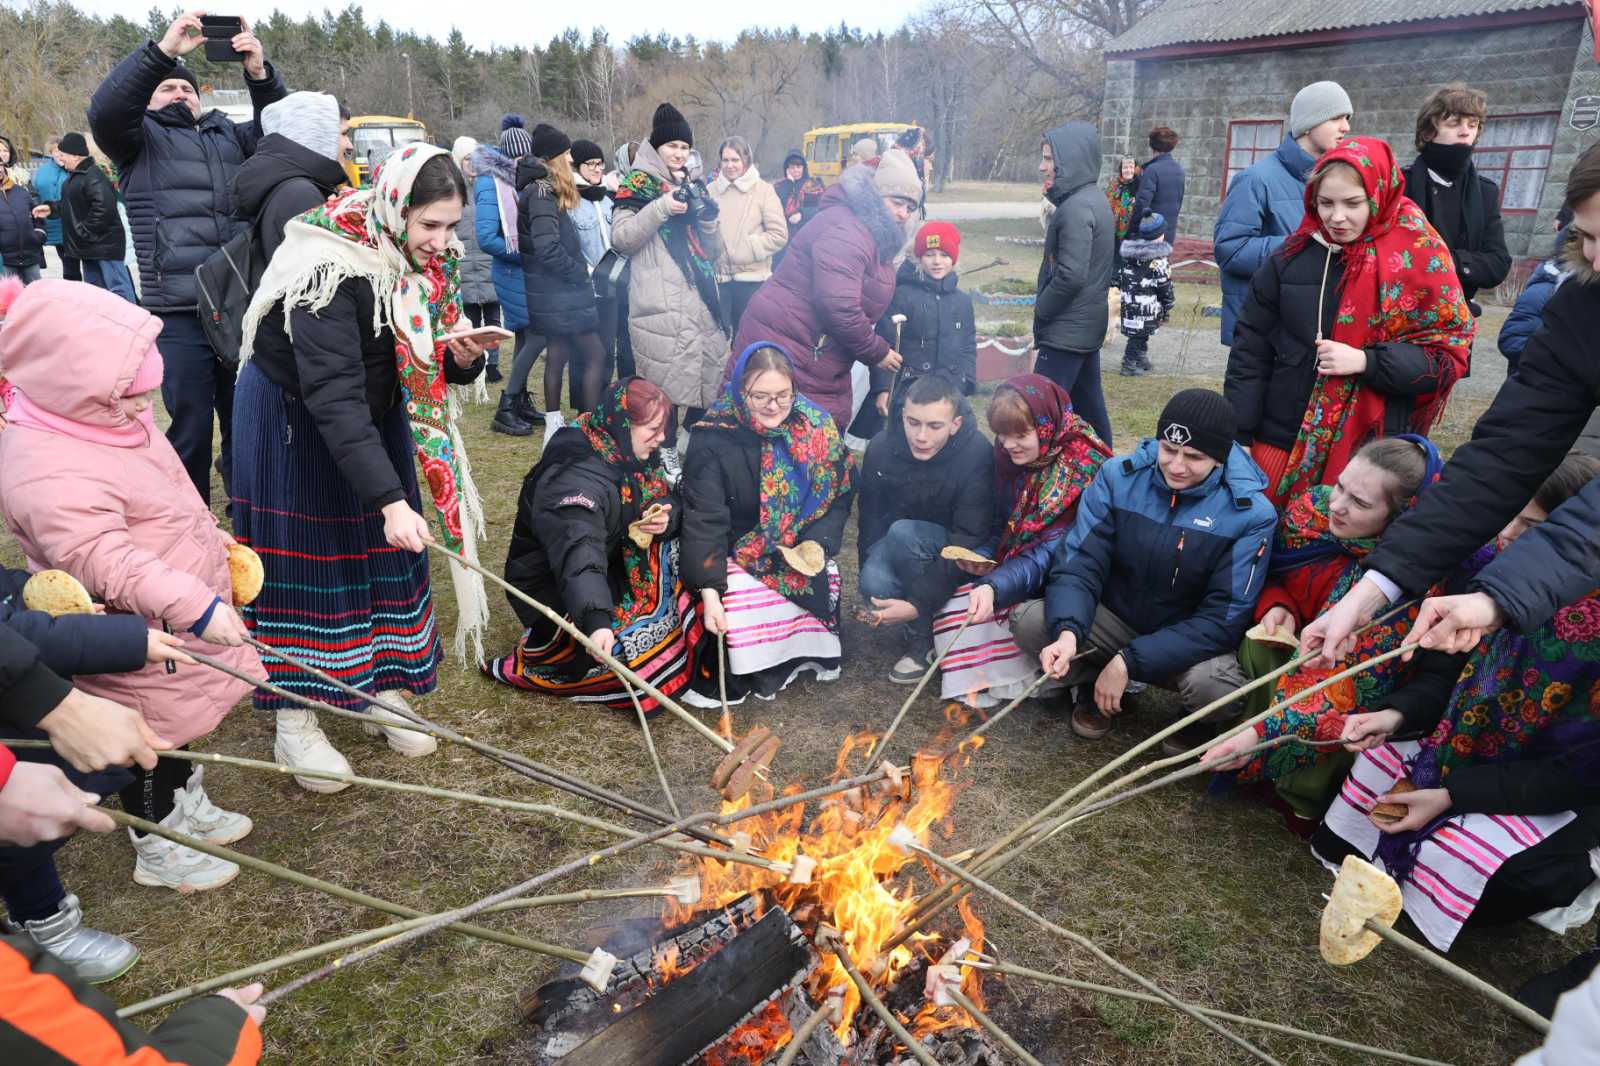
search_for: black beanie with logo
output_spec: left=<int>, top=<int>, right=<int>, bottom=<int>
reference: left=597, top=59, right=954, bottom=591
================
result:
left=1157, top=388, right=1236, bottom=465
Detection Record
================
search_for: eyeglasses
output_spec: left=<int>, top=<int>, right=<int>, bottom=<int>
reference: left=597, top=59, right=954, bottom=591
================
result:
left=744, top=390, right=793, bottom=410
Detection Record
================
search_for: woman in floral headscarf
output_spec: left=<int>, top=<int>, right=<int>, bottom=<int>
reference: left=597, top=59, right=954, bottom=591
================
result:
left=1225, top=137, right=1474, bottom=507
left=933, top=375, right=1112, bottom=706
left=486, top=377, right=700, bottom=712
left=235, top=143, right=487, bottom=787
left=1104, top=156, right=1141, bottom=242
left=679, top=343, right=855, bottom=705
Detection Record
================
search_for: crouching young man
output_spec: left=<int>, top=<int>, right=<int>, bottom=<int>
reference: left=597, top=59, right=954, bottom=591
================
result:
left=857, top=373, right=994, bottom=682
left=1014, top=389, right=1276, bottom=750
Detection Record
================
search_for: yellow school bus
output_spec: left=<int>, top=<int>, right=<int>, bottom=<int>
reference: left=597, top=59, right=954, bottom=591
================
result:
left=801, top=122, right=919, bottom=185
left=342, top=116, right=429, bottom=187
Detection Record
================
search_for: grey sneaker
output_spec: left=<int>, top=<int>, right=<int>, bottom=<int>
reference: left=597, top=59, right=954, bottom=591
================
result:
left=889, top=649, right=935, bottom=685
left=661, top=447, right=684, bottom=486
left=19, top=894, right=139, bottom=983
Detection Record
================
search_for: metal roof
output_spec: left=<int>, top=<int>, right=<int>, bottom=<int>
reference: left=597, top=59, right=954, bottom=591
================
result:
left=1105, top=0, right=1582, bottom=55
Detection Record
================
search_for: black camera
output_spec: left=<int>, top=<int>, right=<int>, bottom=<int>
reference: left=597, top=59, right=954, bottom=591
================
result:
left=672, top=179, right=719, bottom=223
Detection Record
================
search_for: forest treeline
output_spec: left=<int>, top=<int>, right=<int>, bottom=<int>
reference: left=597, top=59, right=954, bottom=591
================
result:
left=0, top=0, right=1157, bottom=182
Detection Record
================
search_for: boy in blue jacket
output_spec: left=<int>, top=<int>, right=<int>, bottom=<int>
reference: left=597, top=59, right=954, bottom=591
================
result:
left=1013, top=389, right=1276, bottom=748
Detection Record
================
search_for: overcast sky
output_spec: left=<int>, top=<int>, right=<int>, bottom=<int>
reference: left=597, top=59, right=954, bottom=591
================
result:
left=68, top=2, right=917, bottom=50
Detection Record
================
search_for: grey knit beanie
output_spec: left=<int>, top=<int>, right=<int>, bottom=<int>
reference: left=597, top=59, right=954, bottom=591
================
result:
left=261, top=92, right=341, bottom=162
left=1289, top=81, right=1354, bottom=138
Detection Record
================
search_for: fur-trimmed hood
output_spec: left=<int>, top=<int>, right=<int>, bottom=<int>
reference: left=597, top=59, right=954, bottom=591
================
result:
left=469, top=145, right=517, bottom=185
left=1119, top=236, right=1172, bottom=262
left=830, top=163, right=909, bottom=263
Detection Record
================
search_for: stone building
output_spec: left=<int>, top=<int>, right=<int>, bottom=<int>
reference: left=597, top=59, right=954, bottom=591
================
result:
left=1100, top=0, right=1596, bottom=269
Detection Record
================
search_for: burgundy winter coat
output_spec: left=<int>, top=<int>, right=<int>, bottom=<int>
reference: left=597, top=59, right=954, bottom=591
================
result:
left=730, top=165, right=904, bottom=428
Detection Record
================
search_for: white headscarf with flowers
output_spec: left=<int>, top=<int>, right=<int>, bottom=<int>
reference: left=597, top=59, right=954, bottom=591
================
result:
left=241, top=141, right=489, bottom=661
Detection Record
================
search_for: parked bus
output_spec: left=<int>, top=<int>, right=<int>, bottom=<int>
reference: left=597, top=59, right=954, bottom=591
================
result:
left=343, top=116, right=429, bottom=187
left=801, top=122, right=919, bottom=185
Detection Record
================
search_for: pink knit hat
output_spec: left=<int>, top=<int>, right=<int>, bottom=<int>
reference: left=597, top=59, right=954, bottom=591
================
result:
left=126, top=342, right=164, bottom=395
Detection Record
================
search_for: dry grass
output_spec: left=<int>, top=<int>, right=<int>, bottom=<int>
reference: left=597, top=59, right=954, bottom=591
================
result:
left=12, top=364, right=1577, bottom=1066
left=926, top=181, right=1045, bottom=204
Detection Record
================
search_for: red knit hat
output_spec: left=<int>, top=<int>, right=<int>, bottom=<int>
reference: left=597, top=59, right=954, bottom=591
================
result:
left=914, top=221, right=960, bottom=264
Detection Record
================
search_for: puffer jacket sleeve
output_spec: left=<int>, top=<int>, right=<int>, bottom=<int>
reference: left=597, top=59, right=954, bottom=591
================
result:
left=611, top=197, right=671, bottom=257
left=681, top=434, right=732, bottom=593
left=0, top=622, right=71, bottom=731
left=1033, top=196, right=1091, bottom=326
left=236, top=62, right=288, bottom=151
left=813, top=226, right=891, bottom=365
left=1224, top=255, right=1284, bottom=443
left=289, top=282, right=407, bottom=510
left=1042, top=468, right=1117, bottom=640
left=1498, top=265, right=1560, bottom=361
left=255, top=177, right=325, bottom=263
left=1472, top=479, right=1600, bottom=633
left=1213, top=170, right=1285, bottom=286
left=530, top=465, right=618, bottom=635
left=522, top=184, right=590, bottom=287
left=88, top=42, right=170, bottom=169
left=1363, top=281, right=1600, bottom=595
left=1121, top=502, right=1274, bottom=683
left=986, top=531, right=1063, bottom=610
left=0, top=567, right=148, bottom=679
left=474, top=176, right=515, bottom=264
left=1362, top=339, right=1468, bottom=398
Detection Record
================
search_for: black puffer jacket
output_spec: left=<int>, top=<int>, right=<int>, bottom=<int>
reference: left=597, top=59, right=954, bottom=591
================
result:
left=0, top=152, right=44, bottom=271
left=60, top=158, right=125, bottom=261
left=868, top=259, right=978, bottom=398
left=0, top=621, right=70, bottom=732
left=1034, top=121, right=1114, bottom=352
left=1403, top=152, right=1511, bottom=303
left=231, top=132, right=346, bottom=264
left=504, top=428, right=683, bottom=636
left=680, top=427, right=853, bottom=595
left=1225, top=240, right=1460, bottom=451
left=88, top=41, right=287, bottom=311
left=517, top=157, right=598, bottom=337
left=248, top=278, right=485, bottom=509
left=857, top=392, right=994, bottom=618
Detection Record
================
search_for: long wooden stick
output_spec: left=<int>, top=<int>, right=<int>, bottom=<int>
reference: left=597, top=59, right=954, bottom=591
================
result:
left=626, top=679, right=681, bottom=818
left=945, top=986, right=1044, bottom=1066
left=818, top=929, right=940, bottom=1066
left=772, top=1005, right=833, bottom=1066
left=100, top=808, right=589, bottom=963
left=424, top=539, right=733, bottom=753
left=941, top=650, right=1094, bottom=757
left=903, top=839, right=1284, bottom=1065
left=963, top=959, right=1459, bottom=1066
left=867, top=614, right=971, bottom=763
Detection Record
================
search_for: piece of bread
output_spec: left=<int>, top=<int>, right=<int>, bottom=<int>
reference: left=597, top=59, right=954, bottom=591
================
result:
left=1320, top=855, right=1403, bottom=965
left=940, top=545, right=994, bottom=565
left=1369, top=777, right=1417, bottom=824
left=779, top=540, right=826, bottom=577
left=1244, top=621, right=1300, bottom=650
left=227, top=543, right=265, bottom=607
left=627, top=503, right=667, bottom=550
left=22, top=570, right=94, bottom=616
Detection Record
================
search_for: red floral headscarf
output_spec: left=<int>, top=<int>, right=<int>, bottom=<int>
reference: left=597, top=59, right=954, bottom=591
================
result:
left=993, top=374, right=1112, bottom=560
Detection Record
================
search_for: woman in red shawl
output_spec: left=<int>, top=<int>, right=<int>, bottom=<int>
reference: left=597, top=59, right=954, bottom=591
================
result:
left=931, top=375, right=1112, bottom=706
left=1224, top=137, right=1474, bottom=507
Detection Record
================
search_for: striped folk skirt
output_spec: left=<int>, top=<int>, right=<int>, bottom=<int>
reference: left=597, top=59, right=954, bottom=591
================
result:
left=686, top=562, right=842, bottom=705
left=484, top=541, right=701, bottom=713
left=932, top=586, right=1060, bottom=707
left=231, top=363, right=442, bottom=710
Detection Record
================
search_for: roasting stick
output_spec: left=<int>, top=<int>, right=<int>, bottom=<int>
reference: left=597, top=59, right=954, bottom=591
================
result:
left=943, top=986, right=1044, bottom=1066
left=424, top=539, right=734, bottom=754
left=771, top=996, right=841, bottom=1066
left=887, top=830, right=1285, bottom=1066
left=866, top=614, right=971, bottom=763
left=624, top=678, right=682, bottom=818
left=960, top=957, right=1459, bottom=1066
left=99, top=808, right=589, bottom=962
left=120, top=886, right=693, bottom=1019
left=815, top=928, right=941, bottom=1066
left=1318, top=894, right=1551, bottom=1034
left=939, top=650, right=1096, bottom=757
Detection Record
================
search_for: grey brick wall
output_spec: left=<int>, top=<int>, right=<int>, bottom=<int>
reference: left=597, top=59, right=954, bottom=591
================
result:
left=1101, top=18, right=1584, bottom=260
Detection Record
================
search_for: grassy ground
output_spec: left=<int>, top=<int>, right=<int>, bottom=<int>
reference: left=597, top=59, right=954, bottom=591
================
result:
left=926, top=181, right=1044, bottom=204
left=8, top=302, right=1563, bottom=1064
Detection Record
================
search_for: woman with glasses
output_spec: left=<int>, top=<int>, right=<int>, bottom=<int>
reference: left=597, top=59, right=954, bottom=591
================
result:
left=679, top=344, right=855, bottom=705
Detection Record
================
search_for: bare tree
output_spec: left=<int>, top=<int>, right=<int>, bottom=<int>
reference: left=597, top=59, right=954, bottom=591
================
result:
left=586, top=40, right=619, bottom=150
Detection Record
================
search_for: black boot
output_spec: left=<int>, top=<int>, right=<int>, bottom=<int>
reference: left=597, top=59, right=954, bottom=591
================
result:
left=1119, top=356, right=1144, bottom=377
left=490, top=393, right=533, bottom=436
left=484, top=363, right=503, bottom=384
left=513, top=391, right=543, bottom=424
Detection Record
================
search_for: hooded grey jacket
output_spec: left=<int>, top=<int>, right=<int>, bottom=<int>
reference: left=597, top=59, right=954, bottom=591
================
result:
left=1034, top=122, right=1114, bottom=353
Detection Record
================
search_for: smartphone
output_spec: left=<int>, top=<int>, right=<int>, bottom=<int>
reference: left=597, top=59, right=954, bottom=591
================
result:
left=201, top=15, right=245, bottom=62
left=439, top=325, right=516, bottom=346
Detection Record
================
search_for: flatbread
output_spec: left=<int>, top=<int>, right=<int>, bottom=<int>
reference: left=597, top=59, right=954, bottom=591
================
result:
left=1320, top=855, right=1403, bottom=965
left=22, top=570, right=94, bottom=616
left=1370, top=777, right=1417, bottom=824
left=227, top=543, right=265, bottom=607
left=940, top=545, right=995, bottom=565
left=627, top=503, right=667, bottom=550
left=779, top=540, right=825, bottom=577
left=1244, top=621, right=1300, bottom=649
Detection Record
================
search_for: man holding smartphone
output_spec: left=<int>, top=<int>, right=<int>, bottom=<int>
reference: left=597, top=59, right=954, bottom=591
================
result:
left=88, top=11, right=287, bottom=506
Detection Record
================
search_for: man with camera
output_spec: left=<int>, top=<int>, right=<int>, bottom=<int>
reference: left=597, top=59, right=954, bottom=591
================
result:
left=88, top=12, right=288, bottom=505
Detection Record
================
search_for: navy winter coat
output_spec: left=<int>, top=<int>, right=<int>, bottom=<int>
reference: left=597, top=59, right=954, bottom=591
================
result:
left=1498, top=257, right=1567, bottom=372
left=1213, top=136, right=1316, bottom=345
left=88, top=41, right=286, bottom=312
left=471, top=148, right=528, bottom=331
left=0, top=176, right=44, bottom=271
left=517, top=157, right=598, bottom=337
left=1042, top=439, right=1276, bottom=683
left=868, top=259, right=978, bottom=399
left=1130, top=151, right=1184, bottom=245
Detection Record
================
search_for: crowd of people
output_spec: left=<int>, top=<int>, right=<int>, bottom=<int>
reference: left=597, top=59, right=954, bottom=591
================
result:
left=0, top=12, right=1595, bottom=1062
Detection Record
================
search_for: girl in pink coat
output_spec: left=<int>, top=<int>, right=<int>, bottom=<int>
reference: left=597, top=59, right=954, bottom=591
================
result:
left=0, top=279, right=263, bottom=894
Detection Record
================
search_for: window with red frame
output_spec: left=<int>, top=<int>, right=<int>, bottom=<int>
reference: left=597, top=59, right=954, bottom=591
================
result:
left=1475, top=113, right=1558, bottom=213
left=1223, top=120, right=1284, bottom=197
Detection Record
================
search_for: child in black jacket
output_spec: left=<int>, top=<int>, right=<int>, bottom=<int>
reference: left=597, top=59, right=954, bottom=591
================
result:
left=1115, top=211, right=1176, bottom=376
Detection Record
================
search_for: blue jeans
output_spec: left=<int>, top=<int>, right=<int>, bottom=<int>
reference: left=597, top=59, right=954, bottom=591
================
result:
left=859, top=519, right=948, bottom=651
left=1034, top=345, right=1113, bottom=447
left=82, top=259, right=137, bottom=303
left=156, top=311, right=234, bottom=505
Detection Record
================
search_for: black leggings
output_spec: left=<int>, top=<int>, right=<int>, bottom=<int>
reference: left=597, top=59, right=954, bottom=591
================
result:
left=506, top=328, right=547, bottom=397
left=118, top=749, right=190, bottom=826
left=545, top=332, right=608, bottom=414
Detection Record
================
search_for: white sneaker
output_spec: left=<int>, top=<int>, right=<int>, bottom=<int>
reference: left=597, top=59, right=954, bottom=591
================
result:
left=274, top=709, right=353, bottom=793
left=130, top=808, right=240, bottom=893
left=360, top=690, right=438, bottom=757
left=661, top=448, right=683, bottom=486
left=175, top=765, right=252, bottom=845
